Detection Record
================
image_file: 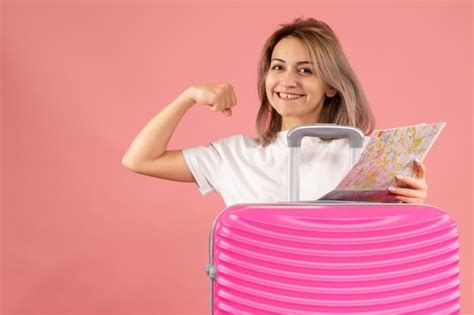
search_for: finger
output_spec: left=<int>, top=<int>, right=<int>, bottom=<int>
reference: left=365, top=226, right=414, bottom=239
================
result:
left=395, top=175, right=427, bottom=191
left=208, top=93, right=221, bottom=111
left=218, top=87, right=230, bottom=110
left=394, top=195, right=424, bottom=204
left=388, top=186, right=427, bottom=199
left=413, top=159, right=426, bottom=180
left=212, top=94, right=228, bottom=111
left=210, top=102, right=225, bottom=112
left=221, top=108, right=232, bottom=116
left=217, top=86, right=229, bottom=109
left=230, top=86, right=237, bottom=107
left=209, top=103, right=220, bottom=112
left=225, top=89, right=233, bottom=109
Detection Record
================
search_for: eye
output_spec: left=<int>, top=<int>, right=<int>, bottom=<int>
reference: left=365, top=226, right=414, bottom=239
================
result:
left=270, top=64, right=283, bottom=71
left=299, top=68, right=313, bottom=74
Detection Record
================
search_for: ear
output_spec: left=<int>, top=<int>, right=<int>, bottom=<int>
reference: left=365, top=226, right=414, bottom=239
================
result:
left=326, top=86, right=337, bottom=97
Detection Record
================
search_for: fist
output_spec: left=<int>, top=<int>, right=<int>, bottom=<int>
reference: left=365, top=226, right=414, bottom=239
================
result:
left=189, top=83, right=237, bottom=116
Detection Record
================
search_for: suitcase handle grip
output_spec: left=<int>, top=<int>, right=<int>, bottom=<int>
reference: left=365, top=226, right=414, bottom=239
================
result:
left=287, top=124, right=365, bottom=202
left=287, top=124, right=365, bottom=148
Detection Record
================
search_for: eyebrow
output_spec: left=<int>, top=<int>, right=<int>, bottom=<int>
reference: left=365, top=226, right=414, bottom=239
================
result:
left=271, top=58, right=313, bottom=65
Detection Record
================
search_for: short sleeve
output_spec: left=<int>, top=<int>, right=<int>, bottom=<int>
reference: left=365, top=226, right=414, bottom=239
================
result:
left=182, top=142, right=223, bottom=196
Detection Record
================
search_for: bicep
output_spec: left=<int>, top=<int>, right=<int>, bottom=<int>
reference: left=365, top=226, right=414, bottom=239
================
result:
left=130, top=150, right=196, bottom=182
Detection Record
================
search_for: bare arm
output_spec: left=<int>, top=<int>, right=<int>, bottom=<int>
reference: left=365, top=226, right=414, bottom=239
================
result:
left=122, top=84, right=236, bottom=182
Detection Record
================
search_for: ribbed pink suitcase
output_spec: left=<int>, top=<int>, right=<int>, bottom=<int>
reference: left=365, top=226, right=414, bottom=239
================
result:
left=206, top=125, right=460, bottom=314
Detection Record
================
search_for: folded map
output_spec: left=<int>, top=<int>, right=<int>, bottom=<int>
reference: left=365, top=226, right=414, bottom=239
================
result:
left=320, top=122, right=446, bottom=202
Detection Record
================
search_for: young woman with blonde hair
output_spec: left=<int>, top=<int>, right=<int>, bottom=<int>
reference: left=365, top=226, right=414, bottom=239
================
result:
left=122, top=18, right=428, bottom=206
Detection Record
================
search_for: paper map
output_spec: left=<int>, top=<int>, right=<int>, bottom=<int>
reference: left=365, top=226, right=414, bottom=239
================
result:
left=320, top=122, right=446, bottom=202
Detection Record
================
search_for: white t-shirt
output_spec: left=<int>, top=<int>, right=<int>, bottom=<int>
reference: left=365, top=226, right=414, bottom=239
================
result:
left=182, top=130, right=369, bottom=206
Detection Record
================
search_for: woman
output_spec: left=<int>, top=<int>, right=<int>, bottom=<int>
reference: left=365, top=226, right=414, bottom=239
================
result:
left=122, top=18, right=428, bottom=206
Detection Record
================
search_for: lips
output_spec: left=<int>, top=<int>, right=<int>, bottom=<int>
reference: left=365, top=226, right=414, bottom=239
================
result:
left=276, top=92, right=305, bottom=100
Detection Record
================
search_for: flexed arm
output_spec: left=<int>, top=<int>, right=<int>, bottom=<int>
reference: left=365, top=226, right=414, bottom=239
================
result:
left=121, top=84, right=236, bottom=181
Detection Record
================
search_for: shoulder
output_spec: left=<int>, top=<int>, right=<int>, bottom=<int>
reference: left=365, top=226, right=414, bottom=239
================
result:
left=209, top=133, right=284, bottom=163
left=211, top=133, right=262, bottom=149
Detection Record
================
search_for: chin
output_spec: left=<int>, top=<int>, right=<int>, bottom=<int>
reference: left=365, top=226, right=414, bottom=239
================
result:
left=277, top=110, right=301, bottom=118
left=272, top=104, right=301, bottom=115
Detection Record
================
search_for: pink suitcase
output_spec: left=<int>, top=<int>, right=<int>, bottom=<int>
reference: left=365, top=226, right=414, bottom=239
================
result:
left=206, top=125, right=460, bottom=314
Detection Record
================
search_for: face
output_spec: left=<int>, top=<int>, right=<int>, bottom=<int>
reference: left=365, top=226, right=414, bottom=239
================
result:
left=265, top=36, right=336, bottom=130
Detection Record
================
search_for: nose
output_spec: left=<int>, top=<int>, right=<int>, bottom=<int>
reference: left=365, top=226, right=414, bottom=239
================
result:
left=280, top=70, right=298, bottom=87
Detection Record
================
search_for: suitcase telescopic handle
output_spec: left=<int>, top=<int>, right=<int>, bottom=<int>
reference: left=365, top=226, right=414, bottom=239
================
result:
left=287, top=124, right=365, bottom=202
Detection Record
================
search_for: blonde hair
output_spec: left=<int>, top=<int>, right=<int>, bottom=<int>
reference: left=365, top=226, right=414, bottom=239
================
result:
left=256, top=17, right=375, bottom=145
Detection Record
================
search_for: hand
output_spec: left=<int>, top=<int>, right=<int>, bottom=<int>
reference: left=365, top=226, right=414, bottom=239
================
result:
left=187, top=83, right=237, bottom=117
left=388, top=159, right=428, bottom=203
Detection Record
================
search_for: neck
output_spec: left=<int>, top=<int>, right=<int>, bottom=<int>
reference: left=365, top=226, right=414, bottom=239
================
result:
left=281, top=117, right=320, bottom=131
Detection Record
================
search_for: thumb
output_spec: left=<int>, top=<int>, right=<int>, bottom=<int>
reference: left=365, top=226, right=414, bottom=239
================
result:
left=222, top=108, right=232, bottom=117
left=414, top=159, right=426, bottom=179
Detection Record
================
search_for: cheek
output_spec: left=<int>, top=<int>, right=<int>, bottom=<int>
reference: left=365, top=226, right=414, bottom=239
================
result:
left=304, top=83, right=326, bottom=100
left=265, top=72, right=278, bottom=87
left=265, top=75, right=271, bottom=88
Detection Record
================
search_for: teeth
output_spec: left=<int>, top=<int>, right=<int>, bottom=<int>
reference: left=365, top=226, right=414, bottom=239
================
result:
left=278, top=92, right=303, bottom=99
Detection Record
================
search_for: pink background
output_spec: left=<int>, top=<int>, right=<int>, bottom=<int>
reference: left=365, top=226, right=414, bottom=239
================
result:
left=1, top=1, right=472, bottom=314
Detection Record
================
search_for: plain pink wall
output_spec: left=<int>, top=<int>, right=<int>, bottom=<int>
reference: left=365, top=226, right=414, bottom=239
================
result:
left=1, top=1, right=472, bottom=314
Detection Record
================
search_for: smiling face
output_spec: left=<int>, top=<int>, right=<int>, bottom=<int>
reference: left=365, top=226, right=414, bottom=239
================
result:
left=265, top=36, right=336, bottom=130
